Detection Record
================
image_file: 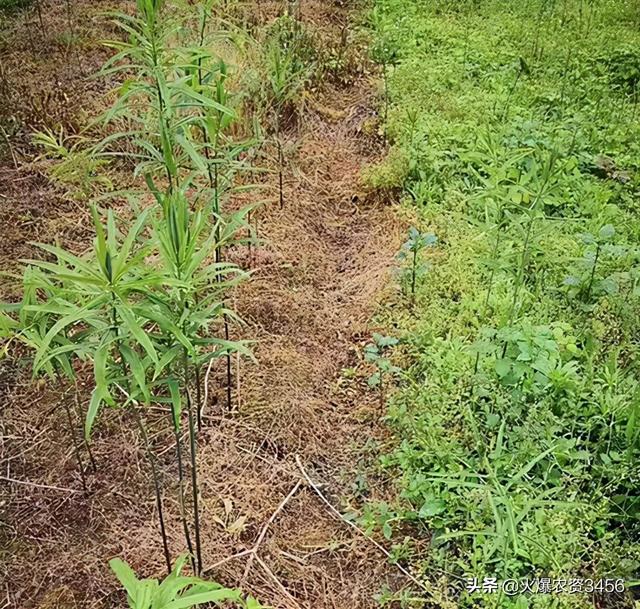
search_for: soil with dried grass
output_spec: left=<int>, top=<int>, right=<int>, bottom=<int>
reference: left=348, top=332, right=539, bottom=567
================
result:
left=0, top=1, right=409, bottom=607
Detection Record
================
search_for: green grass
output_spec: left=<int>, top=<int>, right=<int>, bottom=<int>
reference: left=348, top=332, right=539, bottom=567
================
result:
left=365, top=1, right=640, bottom=607
left=0, top=0, right=31, bottom=12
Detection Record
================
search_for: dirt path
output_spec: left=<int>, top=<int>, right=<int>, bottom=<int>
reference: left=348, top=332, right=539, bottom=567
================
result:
left=1, top=2, right=405, bottom=608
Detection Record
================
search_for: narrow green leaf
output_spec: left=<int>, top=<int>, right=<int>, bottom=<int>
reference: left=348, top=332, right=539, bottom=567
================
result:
left=118, top=306, right=159, bottom=364
left=120, top=344, right=151, bottom=404
left=109, top=558, right=140, bottom=598
left=167, top=379, right=181, bottom=431
left=86, top=386, right=104, bottom=440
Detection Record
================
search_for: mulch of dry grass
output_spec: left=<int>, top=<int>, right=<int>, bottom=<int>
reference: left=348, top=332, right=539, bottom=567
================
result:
left=0, top=2, right=411, bottom=608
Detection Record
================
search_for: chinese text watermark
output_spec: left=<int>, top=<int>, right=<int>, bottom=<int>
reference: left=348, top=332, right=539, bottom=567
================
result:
left=465, top=577, right=625, bottom=596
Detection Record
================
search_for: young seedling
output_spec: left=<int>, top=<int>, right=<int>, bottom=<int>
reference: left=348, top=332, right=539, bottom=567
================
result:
left=263, top=14, right=313, bottom=208
left=397, top=228, right=437, bottom=306
left=370, top=7, right=399, bottom=143
left=364, top=333, right=400, bottom=410
left=499, top=56, right=530, bottom=121
left=109, top=554, right=264, bottom=609
left=33, top=127, right=112, bottom=201
left=563, top=224, right=617, bottom=304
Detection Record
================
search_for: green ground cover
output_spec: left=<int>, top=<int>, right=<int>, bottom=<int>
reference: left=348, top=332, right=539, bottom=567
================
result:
left=366, top=1, right=640, bottom=606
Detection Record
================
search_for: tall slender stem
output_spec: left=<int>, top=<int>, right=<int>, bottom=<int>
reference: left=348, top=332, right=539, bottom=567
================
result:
left=132, top=406, right=172, bottom=575
left=501, top=155, right=556, bottom=355
left=171, top=413, right=196, bottom=570
left=195, top=366, right=203, bottom=432
left=57, top=374, right=88, bottom=495
left=585, top=243, right=600, bottom=302
left=184, top=354, right=202, bottom=574
left=277, top=132, right=284, bottom=209
left=195, top=17, right=234, bottom=413
left=501, top=212, right=536, bottom=360
left=35, top=0, right=45, bottom=37
left=473, top=217, right=503, bottom=375
left=410, top=248, right=417, bottom=304
left=382, top=61, right=389, bottom=145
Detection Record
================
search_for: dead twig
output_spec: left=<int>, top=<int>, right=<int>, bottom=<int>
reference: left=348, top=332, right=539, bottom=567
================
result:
left=0, top=475, right=81, bottom=494
left=203, top=549, right=253, bottom=574
left=255, top=554, right=303, bottom=609
left=294, top=454, right=428, bottom=593
left=242, top=479, right=303, bottom=581
left=201, top=356, right=215, bottom=421
left=202, top=479, right=304, bottom=607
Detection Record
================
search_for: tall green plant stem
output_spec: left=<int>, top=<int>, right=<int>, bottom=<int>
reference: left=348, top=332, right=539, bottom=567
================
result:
left=585, top=242, right=601, bottom=302
left=501, top=66, right=523, bottom=122
left=171, top=408, right=196, bottom=571
left=531, top=0, right=548, bottom=62
left=501, top=158, right=555, bottom=357
left=183, top=352, right=203, bottom=574
left=144, top=3, right=174, bottom=192
left=409, top=247, right=418, bottom=306
left=473, top=216, right=503, bottom=375
left=382, top=60, right=389, bottom=145
left=501, top=214, right=535, bottom=358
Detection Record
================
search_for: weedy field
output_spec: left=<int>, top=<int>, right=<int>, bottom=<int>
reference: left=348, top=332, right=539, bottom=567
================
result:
left=362, top=0, right=640, bottom=607
left=0, top=0, right=638, bottom=608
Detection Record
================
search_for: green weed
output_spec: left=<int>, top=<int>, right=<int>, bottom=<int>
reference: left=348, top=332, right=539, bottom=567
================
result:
left=366, top=0, right=640, bottom=606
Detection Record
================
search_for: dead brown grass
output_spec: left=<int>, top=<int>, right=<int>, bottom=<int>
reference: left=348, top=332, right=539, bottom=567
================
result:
left=0, top=1, right=409, bottom=608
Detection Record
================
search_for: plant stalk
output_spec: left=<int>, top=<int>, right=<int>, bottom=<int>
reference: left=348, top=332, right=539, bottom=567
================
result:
left=171, top=414, right=196, bottom=571
left=184, top=354, right=203, bottom=574
left=585, top=243, right=600, bottom=302
left=58, top=375, right=89, bottom=495
left=132, top=406, right=173, bottom=575
left=111, top=298, right=171, bottom=573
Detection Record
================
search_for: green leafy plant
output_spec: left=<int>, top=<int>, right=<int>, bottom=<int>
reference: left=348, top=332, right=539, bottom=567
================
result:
left=9, top=204, right=175, bottom=571
left=33, top=127, right=112, bottom=200
left=397, top=228, right=437, bottom=305
left=364, top=333, right=400, bottom=409
left=369, top=4, right=400, bottom=141
left=110, top=554, right=263, bottom=609
left=562, top=224, right=618, bottom=304
left=366, top=1, right=640, bottom=605
left=261, top=14, right=315, bottom=209
left=3, top=0, right=260, bottom=579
